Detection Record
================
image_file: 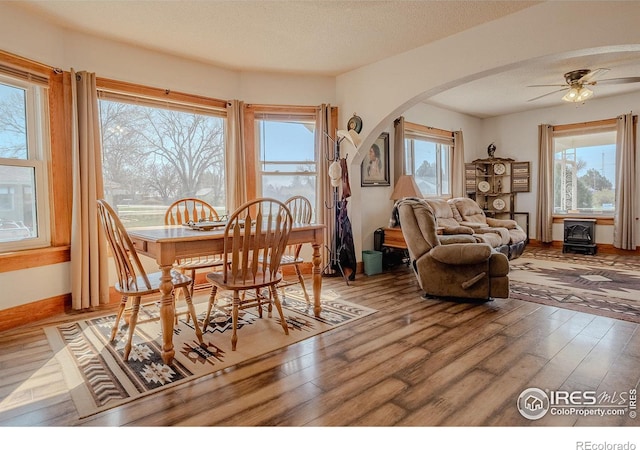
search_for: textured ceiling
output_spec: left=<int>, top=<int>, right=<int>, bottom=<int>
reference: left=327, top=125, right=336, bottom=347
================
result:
left=14, top=0, right=537, bottom=76
left=12, top=1, right=640, bottom=118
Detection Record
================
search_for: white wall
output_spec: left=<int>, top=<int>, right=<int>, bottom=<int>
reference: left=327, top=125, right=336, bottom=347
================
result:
left=481, top=90, right=640, bottom=243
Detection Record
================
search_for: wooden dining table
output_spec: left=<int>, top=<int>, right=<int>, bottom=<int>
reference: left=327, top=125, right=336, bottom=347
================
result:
left=128, top=222, right=326, bottom=365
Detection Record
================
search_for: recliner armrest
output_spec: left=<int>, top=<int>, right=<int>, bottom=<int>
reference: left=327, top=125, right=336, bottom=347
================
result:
left=442, top=225, right=474, bottom=235
left=430, top=243, right=492, bottom=265
left=459, top=221, right=489, bottom=229
left=486, top=217, right=518, bottom=229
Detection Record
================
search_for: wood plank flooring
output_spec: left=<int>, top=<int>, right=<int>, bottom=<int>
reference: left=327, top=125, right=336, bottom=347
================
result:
left=0, top=256, right=639, bottom=427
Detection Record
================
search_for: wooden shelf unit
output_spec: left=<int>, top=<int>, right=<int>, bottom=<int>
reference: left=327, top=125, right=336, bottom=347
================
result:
left=465, top=157, right=530, bottom=220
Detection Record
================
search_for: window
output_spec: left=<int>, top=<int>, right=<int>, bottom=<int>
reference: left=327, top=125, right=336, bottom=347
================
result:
left=553, top=123, right=617, bottom=215
left=0, top=73, right=50, bottom=251
left=98, top=88, right=227, bottom=227
left=404, top=127, right=452, bottom=197
left=255, top=114, right=317, bottom=218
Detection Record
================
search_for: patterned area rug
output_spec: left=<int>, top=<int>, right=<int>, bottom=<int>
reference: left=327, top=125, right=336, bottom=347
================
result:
left=509, top=249, right=640, bottom=323
left=45, top=288, right=376, bottom=418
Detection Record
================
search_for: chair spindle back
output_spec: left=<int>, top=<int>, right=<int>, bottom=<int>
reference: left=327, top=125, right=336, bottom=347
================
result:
left=223, top=198, right=292, bottom=286
left=165, top=198, right=220, bottom=225
left=97, top=199, right=152, bottom=292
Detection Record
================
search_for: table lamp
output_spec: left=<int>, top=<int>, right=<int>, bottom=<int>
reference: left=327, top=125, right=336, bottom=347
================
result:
left=390, top=174, right=423, bottom=200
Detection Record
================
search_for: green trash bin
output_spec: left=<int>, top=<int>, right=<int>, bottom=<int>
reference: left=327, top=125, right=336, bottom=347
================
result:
left=362, top=250, right=383, bottom=276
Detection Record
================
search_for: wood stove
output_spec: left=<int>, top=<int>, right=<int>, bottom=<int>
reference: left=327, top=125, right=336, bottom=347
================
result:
left=563, top=218, right=597, bottom=255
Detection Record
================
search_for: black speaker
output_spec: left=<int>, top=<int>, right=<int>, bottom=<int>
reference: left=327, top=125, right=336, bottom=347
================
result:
left=374, top=228, right=384, bottom=252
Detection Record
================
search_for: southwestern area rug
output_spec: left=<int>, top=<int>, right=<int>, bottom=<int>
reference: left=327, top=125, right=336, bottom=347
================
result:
left=509, top=248, right=640, bottom=324
left=45, top=288, right=376, bottom=418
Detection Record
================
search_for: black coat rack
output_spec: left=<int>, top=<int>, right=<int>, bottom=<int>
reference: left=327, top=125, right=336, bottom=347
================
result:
left=323, top=132, right=356, bottom=285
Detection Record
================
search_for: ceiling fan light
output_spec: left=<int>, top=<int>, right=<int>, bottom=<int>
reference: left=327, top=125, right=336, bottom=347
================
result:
left=562, top=87, right=580, bottom=102
left=577, top=87, right=593, bottom=101
left=562, top=86, right=593, bottom=103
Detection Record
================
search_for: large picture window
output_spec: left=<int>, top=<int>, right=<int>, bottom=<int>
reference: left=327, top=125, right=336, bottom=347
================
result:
left=553, top=123, right=617, bottom=215
left=0, top=72, right=50, bottom=251
left=98, top=89, right=227, bottom=227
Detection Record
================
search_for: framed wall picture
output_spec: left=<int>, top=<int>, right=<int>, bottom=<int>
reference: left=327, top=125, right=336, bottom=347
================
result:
left=361, top=132, right=390, bottom=186
left=347, top=114, right=363, bottom=133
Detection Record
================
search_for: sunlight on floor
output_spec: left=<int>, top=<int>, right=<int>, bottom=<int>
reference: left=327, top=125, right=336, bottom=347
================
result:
left=0, top=350, right=69, bottom=413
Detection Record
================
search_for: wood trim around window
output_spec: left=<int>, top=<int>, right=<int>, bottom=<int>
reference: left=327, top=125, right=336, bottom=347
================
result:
left=552, top=216, right=614, bottom=226
left=244, top=106, right=258, bottom=201
left=0, top=49, right=56, bottom=79
left=550, top=115, right=637, bottom=226
left=0, top=246, right=70, bottom=273
left=96, top=77, right=228, bottom=110
left=552, top=118, right=617, bottom=132
left=243, top=104, right=324, bottom=202
left=0, top=53, right=72, bottom=271
left=404, top=121, right=454, bottom=139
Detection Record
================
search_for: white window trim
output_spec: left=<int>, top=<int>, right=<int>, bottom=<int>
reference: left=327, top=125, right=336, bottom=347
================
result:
left=0, top=74, right=51, bottom=252
left=552, top=121, right=617, bottom=217
left=404, top=135, right=452, bottom=197
left=255, top=114, right=318, bottom=203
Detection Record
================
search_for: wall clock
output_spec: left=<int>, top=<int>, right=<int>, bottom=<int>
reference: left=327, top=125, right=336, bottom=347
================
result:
left=493, top=163, right=506, bottom=175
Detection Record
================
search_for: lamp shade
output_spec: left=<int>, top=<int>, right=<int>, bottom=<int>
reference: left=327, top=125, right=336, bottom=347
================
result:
left=390, top=174, right=423, bottom=200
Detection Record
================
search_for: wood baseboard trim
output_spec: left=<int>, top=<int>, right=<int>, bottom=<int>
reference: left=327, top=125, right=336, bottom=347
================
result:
left=0, top=293, right=70, bottom=332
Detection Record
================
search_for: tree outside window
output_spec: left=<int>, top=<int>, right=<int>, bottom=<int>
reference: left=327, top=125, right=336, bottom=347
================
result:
left=553, top=129, right=616, bottom=215
left=99, top=98, right=226, bottom=227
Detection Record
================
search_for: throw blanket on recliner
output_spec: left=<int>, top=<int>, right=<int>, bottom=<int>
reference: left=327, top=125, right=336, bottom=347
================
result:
left=389, top=197, right=429, bottom=227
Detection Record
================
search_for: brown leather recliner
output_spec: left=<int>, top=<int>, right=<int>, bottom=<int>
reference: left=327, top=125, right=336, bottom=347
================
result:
left=397, top=198, right=509, bottom=301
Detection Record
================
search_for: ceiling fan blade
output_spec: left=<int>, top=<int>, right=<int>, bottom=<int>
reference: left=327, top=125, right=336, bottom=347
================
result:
left=527, top=84, right=567, bottom=88
left=595, top=77, right=640, bottom=85
left=527, top=87, right=569, bottom=102
left=579, top=68, right=610, bottom=83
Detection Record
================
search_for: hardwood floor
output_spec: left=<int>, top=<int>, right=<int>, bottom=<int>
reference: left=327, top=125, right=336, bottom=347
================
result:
left=0, top=256, right=639, bottom=428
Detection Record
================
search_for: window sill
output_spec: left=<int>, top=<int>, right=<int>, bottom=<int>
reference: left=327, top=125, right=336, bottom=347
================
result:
left=552, top=215, right=614, bottom=226
left=0, top=245, right=71, bottom=273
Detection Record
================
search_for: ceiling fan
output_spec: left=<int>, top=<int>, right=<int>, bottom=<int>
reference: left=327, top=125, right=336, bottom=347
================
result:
left=527, top=68, right=640, bottom=103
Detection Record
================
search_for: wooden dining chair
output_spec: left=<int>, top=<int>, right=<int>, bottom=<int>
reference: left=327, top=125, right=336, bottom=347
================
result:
left=97, top=199, right=204, bottom=360
left=164, top=198, right=226, bottom=298
left=203, top=198, right=293, bottom=351
left=277, top=195, right=313, bottom=304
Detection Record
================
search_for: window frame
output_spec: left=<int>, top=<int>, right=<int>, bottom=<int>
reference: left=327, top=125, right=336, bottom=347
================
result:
left=250, top=105, right=319, bottom=221
left=0, top=71, right=52, bottom=252
left=403, top=122, right=453, bottom=198
left=96, top=78, right=229, bottom=226
left=551, top=118, right=618, bottom=218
